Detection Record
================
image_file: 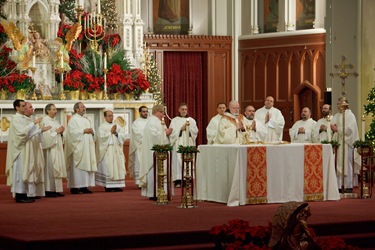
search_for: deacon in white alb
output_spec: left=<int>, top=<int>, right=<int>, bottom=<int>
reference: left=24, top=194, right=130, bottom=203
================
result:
left=289, top=107, right=316, bottom=143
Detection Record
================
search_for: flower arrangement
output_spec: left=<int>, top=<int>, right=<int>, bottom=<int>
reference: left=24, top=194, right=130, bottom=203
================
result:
left=352, top=139, right=371, bottom=149
left=63, top=70, right=85, bottom=91
left=151, top=144, right=173, bottom=153
left=210, top=219, right=359, bottom=250
left=177, top=145, right=199, bottom=154
left=321, top=140, right=340, bottom=148
left=5, top=73, right=35, bottom=92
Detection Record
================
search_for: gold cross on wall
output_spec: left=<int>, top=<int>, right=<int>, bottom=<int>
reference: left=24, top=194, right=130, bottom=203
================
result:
left=330, top=55, right=359, bottom=97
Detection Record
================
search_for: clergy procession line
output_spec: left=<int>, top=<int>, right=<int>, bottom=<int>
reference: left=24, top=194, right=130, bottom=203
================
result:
left=5, top=96, right=360, bottom=203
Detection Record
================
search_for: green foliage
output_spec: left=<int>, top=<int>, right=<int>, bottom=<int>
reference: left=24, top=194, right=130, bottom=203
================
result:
left=321, top=140, right=340, bottom=148
left=353, top=139, right=372, bottom=148
left=59, top=0, right=77, bottom=23
left=146, top=53, right=164, bottom=105
left=101, top=0, right=118, bottom=31
left=80, top=49, right=103, bottom=76
left=107, top=46, right=131, bottom=71
left=364, top=85, right=375, bottom=146
left=177, top=145, right=199, bottom=154
left=151, top=144, right=173, bottom=152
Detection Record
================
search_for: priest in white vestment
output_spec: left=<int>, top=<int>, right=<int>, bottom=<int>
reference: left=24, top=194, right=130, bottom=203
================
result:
left=65, top=102, right=97, bottom=194
left=139, top=105, right=173, bottom=199
left=331, top=98, right=361, bottom=192
left=254, top=96, right=285, bottom=142
left=96, top=110, right=128, bottom=192
left=41, top=103, right=66, bottom=197
left=169, top=103, right=199, bottom=187
left=242, top=105, right=267, bottom=142
left=215, top=100, right=245, bottom=144
left=6, top=100, right=51, bottom=203
left=206, top=102, right=226, bottom=144
left=289, top=107, right=317, bottom=143
left=313, top=104, right=332, bottom=143
left=129, top=106, right=149, bottom=185
left=24, top=102, right=50, bottom=198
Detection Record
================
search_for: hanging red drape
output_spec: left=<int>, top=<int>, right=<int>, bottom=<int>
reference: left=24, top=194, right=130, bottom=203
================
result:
left=163, top=51, right=204, bottom=145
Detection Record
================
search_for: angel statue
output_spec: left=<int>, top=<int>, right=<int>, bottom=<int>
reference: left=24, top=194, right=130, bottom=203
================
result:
left=1, top=20, right=33, bottom=71
left=55, top=22, right=82, bottom=71
left=268, top=202, right=318, bottom=250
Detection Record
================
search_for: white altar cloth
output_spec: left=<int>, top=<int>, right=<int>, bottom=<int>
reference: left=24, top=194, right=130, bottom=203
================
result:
left=196, top=143, right=340, bottom=206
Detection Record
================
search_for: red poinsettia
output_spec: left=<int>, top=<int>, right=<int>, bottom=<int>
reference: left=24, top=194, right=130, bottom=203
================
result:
left=210, top=219, right=360, bottom=250
left=63, top=70, right=85, bottom=91
left=85, top=75, right=104, bottom=93
left=106, top=63, right=132, bottom=94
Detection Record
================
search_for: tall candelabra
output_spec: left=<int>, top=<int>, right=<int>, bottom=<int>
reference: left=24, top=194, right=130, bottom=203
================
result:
left=83, top=10, right=106, bottom=53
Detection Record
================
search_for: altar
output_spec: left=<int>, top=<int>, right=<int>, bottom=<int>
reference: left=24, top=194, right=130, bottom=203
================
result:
left=196, top=143, right=340, bottom=206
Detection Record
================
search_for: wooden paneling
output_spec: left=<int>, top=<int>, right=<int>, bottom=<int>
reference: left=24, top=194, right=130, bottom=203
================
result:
left=239, top=33, right=326, bottom=141
left=144, top=35, right=232, bottom=144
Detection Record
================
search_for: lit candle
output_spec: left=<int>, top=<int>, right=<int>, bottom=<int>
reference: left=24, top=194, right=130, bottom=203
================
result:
left=185, top=118, right=190, bottom=146
left=161, top=117, right=165, bottom=145
left=362, top=115, right=366, bottom=141
left=326, top=115, right=331, bottom=142
left=97, top=0, right=101, bottom=14
left=32, top=52, right=36, bottom=67
left=104, top=52, right=107, bottom=69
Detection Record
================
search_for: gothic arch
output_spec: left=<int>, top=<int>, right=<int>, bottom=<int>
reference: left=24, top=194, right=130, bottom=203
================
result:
left=293, top=80, right=321, bottom=121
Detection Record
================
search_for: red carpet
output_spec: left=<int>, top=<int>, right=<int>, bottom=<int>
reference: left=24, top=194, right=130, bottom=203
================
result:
left=1, top=180, right=375, bottom=249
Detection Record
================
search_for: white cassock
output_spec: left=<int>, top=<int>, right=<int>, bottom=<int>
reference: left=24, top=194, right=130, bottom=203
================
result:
left=41, top=115, right=67, bottom=193
left=313, top=117, right=332, bottom=143
left=139, top=115, right=169, bottom=197
left=129, top=117, right=148, bottom=185
left=331, top=109, right=361, bottom=188
left=215, top=113, right=245, bottom=144
left=255, top=106, right=285, bottom=142
left=5, top=113, right=45, bottom=197
left=242, top=117, right=267, bottom=142
left=289, top=118, right=317, bottom=143
left=65, top=114, right=97, bottom=188
left=206, top=114, right=222, bottom=144
left=169, top=116, right=199, bottom=181
left=96, top=121, right=128, bottom=188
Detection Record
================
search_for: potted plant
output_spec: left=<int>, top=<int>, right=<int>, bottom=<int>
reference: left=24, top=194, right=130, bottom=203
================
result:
left=7, top=73, right=35, bottom=99
left=151, top=143, right=173, bottom=160
left=353, top=139, right=372, bottom=155
left=177, top=145, right=199, bottom=162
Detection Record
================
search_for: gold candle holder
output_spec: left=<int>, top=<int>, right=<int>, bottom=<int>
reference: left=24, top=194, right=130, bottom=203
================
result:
left=156, top=152, right=169, bottom=205
left=29, top=67, right=38, bottom=100
left=180, top=152, right=196, bottom=208
left=56, top=67, right=66, bottom=100
left=103, top=68, right=108, bottom=100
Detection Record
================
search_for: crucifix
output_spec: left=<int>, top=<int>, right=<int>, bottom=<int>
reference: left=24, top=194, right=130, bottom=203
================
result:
left=330, top=55, right=359, bottom=195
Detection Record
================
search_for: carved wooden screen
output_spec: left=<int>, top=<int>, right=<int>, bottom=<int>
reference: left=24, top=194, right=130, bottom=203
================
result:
left=239, top=33, right=326, bottom=141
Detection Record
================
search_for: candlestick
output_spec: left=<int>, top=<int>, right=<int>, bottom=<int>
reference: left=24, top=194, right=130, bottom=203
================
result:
left=161, top=117, right=165, bottom=145
left=326, top=115, right=332, bottom=142
left=185, top=118, right=190, bottom=146
left=362, top=115, right=366, bottom=141
left=32, top=52, right=36, bottom=67
left=97, top=0, right=101, bottom=13
left=104, top=52, right=107, bottom=69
